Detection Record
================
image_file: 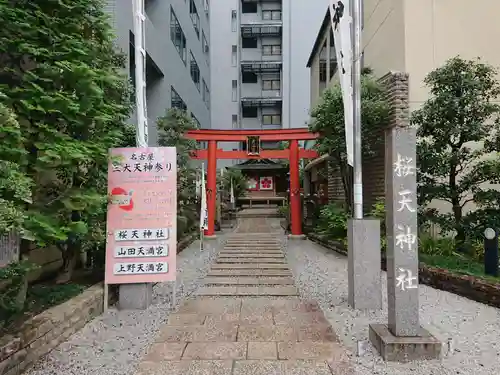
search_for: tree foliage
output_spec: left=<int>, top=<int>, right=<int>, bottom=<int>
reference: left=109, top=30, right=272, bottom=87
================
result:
left=157, top=109, right=199, bottom=238
left=308, top=71, right=390, bottom=211
left=0, top=0, right=132, bottom=279
left=413, top=57, right=500, bottom=243
left=0, top=100, right=32, bottom=235
left=219, top=169, right=248, bottom=199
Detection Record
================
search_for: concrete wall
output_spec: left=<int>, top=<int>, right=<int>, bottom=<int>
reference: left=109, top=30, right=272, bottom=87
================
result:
left=362, top=0, right=500, bottom=110
left=106, top=0, right=211, bottom=145
left=404, top=0, right=500, bottom=110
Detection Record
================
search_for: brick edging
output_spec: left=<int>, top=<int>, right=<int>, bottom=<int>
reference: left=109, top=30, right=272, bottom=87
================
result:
left=0, top=283, right=113, bottom=375
left=307, top=233, right=500, bottom=309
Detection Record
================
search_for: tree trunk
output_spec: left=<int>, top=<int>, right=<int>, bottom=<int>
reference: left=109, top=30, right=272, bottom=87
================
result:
left=56, top=212, right=81, bottom=284
left=56, top=240, right=79, bottom=284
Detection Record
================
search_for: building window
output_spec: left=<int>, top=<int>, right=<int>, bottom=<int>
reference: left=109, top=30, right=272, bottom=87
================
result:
left=232, top=114, right=238, bottom=128
left=190, top=0, right=200, bottom=38
left=203, top=79, right=210, bottom=108
left=329, top=61, right=338, bottom=79
left=262, top=10, right=281, bottom=21
left=231, top=45, right=237, bottom=66
left=231, top=10, right=237, bottom=32
left=262, top=78, right=280, bottom=90
left=170, top=7, right=187, bottom=64
left=191, top=112, right=201, bottom=128
left=262, top=114, right=281, bottom=125
left=190, top=51, right=200, bottom=91
left=204, top=0, right=209, bottom=15
left=242, top=2, right=257, bottom=13
left=242, top=37, right=258, bottom=49
left=232, top=80, right=237, bottom=102
left=202, top=78, right=207, bottom=101
left=242, top=72, right=258, bottom=83
left=242, top=107, right=258, bottom=118
left=319, top=61, right=327, bottom=82
left=171, top=86, right=187, bottom=111
left=202, top=30, right=210, bottom=64
left=262, top=44, right=281, bottom=56
left=129, top=32, right=136, bottom=91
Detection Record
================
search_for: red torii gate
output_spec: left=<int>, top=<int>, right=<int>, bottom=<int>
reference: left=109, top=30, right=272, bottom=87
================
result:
left=186, top=128, right=319, bottom=238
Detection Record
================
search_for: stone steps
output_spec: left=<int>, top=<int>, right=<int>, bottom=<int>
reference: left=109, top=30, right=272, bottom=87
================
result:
left=212, top=264, right=289, bottom=270
left=197, top=285, right=298, bottom=296
left=202, top=234, right=296, bottom=297
left=217, top=253, right=284, bottom=258
left=208, top=269, right=293, bottom=277
left=204, top=277, right=295, bottom=285
left=217, top=258, right=285, bottom=264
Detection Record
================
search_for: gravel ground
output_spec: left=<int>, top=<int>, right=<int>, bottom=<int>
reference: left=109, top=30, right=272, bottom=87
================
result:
left=26, top=233, right=225, bottom=375
left=285, top=238, right=500, bottom=375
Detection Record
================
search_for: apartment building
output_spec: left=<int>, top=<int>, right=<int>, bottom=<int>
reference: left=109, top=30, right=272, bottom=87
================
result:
left=210, top=0, right=325, bottom=155
left=105, top=0, right=211, bottom=145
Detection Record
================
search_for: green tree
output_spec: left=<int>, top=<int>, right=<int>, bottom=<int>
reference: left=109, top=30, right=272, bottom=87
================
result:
left=157, top=109, right=199, bottom=238
left=0, top=100, right=32, bottom=235
left=0, top=0, right=132, bottom=281
left=413, top=57, right=500, bottom=244
left=219, top=169, right=248, bottom=199
left=308, top=71, right=390, bottom=212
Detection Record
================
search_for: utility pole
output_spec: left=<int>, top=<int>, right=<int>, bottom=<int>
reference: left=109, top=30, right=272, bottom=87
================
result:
left=351, top=0, right=363, bottom=219
left=133, top=0, right=148, bottom=147
left=118, top=0, right=152, bottom=310
left=345, top=0, right=381, bottom=310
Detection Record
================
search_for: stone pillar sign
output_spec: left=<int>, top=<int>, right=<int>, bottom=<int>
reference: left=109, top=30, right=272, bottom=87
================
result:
left=369, top=125, right=441, bottom=362
left=385, top=126, right=419, bottom=336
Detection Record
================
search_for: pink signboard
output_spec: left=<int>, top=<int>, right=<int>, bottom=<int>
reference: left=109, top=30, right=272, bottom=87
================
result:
left=105, top=147, right=177, bottom=284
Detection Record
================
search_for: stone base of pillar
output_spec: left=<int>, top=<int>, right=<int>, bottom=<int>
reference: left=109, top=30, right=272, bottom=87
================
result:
left=118, top=283, right=153, bottom=310
left=348, top=219, right=382, bottom=310
left=204, top=234, right=218, bottom=240
left=369, top=324, right=442, bottom=362
left=287, top=234, right=306, bottom=240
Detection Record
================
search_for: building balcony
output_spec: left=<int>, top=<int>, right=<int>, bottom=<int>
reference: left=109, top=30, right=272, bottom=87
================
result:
left=241, top=60, right=282, bottom=73
left=241, top=93, right=282, bottom=108
left=241, top=23, right=282, bottom=37
left=241, top=10, right=282, bottom=25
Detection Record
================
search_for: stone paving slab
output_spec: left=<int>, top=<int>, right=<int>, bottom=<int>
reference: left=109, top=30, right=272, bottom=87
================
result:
left=135, top=222, right=351, bottom=375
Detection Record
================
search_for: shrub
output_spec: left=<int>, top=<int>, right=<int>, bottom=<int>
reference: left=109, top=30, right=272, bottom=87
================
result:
left=316, top=203, right=349, bottom=240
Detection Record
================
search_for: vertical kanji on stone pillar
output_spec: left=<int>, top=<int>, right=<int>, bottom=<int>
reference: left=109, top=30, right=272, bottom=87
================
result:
left=385, top=112, right=419, bottom=336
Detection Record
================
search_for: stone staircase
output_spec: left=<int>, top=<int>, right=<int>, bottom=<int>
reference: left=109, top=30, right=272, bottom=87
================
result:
left=197, top=234, right=299, bottom=297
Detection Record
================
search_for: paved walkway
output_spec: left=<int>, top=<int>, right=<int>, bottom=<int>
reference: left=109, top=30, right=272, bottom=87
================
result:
left=134, top=218, right=351, bottom=374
